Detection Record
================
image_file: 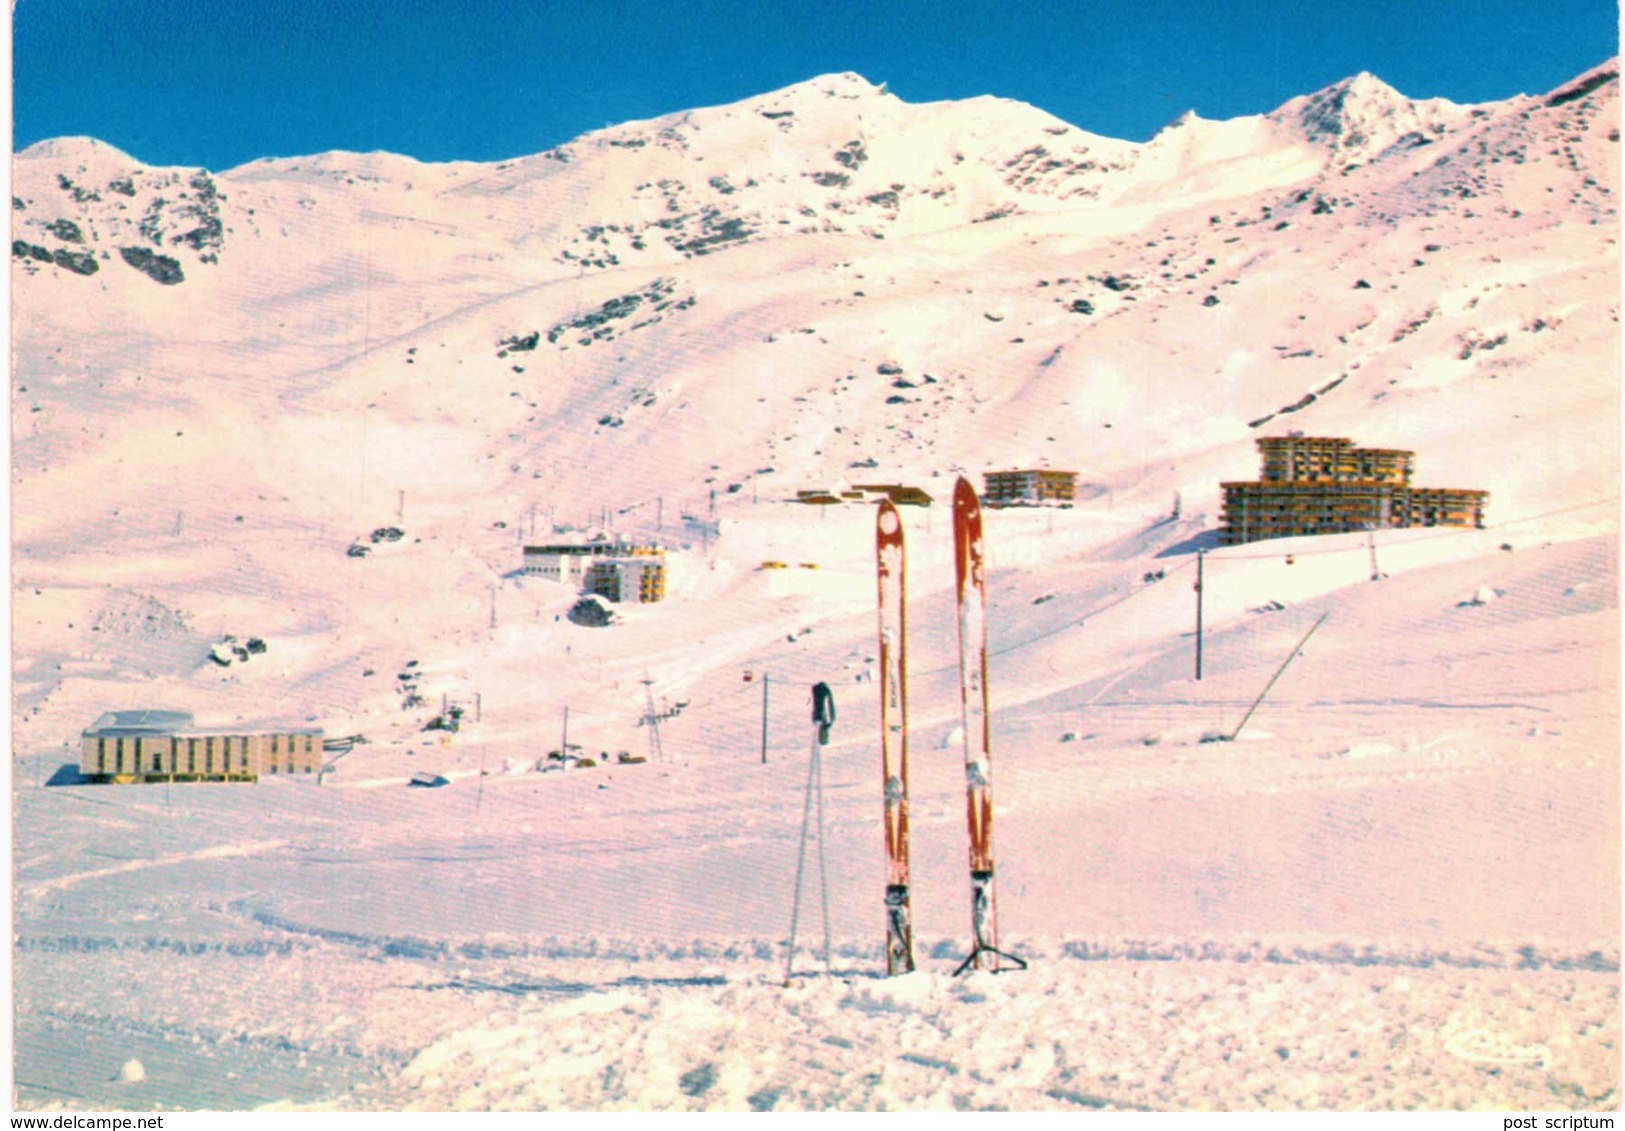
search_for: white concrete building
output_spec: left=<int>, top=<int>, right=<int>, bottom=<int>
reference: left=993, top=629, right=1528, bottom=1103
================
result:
left=521, top=545, right=595, bottom=584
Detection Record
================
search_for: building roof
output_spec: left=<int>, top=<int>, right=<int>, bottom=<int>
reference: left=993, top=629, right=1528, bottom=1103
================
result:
left=523, top=541, right=663, bottom=556
left=82, top=710, right=321, bottom=738
left=82, top=710, right=194, bottom=737
left=1255, top=436, right=1414, bottom=457
left=523, top=544, right=602, bottom=555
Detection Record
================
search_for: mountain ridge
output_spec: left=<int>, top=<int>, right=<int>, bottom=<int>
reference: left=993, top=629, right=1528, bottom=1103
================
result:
left=9, top=59, right=1618, bottom=742
left=21, top=61, right=1616, bottom=172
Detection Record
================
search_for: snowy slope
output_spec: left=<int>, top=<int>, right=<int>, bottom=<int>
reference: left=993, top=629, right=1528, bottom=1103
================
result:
left=9, top=61, right=1620, bottom=1112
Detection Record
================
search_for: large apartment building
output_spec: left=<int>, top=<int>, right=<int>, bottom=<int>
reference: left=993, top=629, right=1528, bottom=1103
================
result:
left=1220, top=437, right=1487, bottom=545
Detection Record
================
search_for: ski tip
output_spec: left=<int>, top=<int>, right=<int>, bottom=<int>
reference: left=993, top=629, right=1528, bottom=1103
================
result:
left=877, top=496, right=901, bottom=537
left=953, top=476, right=978, bottom=513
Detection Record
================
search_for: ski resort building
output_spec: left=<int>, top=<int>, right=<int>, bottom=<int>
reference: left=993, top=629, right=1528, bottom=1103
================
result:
left=586, top=557, right=667, bottom=604
left=982, top=469, right=1078, bottom=508
left=1251, top=436, right=1416, bottom=484
left=521, top=539, right=662, bottom=584
left=852, top=484, right=933, bottom=507
left=522, top=546, right=594, bottom=585
left=792, top=484, right=933, bottom=506
left=1220, top=437, right=1488, bottom=545
left=79, top=710, right=323, bottom=783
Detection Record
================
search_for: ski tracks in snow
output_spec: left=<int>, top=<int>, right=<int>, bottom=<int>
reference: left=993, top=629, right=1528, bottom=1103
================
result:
left=21, top=838, right=290, bottom=895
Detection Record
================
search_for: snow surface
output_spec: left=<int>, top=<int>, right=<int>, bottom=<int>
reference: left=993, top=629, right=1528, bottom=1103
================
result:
left=9, top=61, right=1621, bottom=1111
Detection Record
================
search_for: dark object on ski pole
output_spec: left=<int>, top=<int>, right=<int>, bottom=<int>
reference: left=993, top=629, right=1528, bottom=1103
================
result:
left=811, top=681, right=836, bottom=745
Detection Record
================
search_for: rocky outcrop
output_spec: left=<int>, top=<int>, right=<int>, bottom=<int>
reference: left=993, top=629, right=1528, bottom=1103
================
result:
left=45, top=219, right=84, bottom=243
left=52, top=248, right=98, bottom=276
left=11, top=240, right=98, bottom=276
left=119, top=246, right=185, bottom=285
left=547, top=278, right=692, bottom=346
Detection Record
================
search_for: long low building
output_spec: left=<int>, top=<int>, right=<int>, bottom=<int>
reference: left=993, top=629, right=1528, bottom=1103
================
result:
left=1219, top=481, right=1490, bottom=544
left=80, top=710, right=323, bottom=783
left=792, top=484, right=932, bottom=506
left=1220, top=437, right=1488, bottom=545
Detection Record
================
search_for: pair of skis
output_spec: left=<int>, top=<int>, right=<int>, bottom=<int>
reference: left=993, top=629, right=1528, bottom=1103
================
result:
left=876, top=477, right=1026, bottom=977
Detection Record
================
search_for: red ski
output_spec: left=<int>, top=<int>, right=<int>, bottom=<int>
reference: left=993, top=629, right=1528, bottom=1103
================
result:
left=875, top=498, right=914, bottom=975
left=951, top=477, right=1024, bottom=975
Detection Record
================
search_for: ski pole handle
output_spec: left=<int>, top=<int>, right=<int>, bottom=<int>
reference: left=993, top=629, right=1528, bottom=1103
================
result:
left=811, top=682, right=835, bottom=745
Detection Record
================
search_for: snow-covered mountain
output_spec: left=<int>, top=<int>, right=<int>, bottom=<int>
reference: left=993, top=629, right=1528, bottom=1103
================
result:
left=10, top=62, right=1620, bottom=1111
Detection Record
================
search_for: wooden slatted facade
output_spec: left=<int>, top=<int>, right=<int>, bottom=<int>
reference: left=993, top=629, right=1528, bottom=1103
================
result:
left=1255, top=436, right=1415, bottom=485
left=982, top=469, right=1078, bottom=508
left=1221, top=438, right=1487, bottom=545
left=80, top=710, right=323, bottom=783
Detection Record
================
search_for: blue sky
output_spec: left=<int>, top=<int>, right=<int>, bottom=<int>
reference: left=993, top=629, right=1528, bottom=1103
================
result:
left=12, top=0, right=1621, bottom=169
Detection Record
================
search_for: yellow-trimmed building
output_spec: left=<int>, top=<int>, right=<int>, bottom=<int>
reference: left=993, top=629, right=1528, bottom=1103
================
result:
left=586, top=557, right=667, bottom=604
